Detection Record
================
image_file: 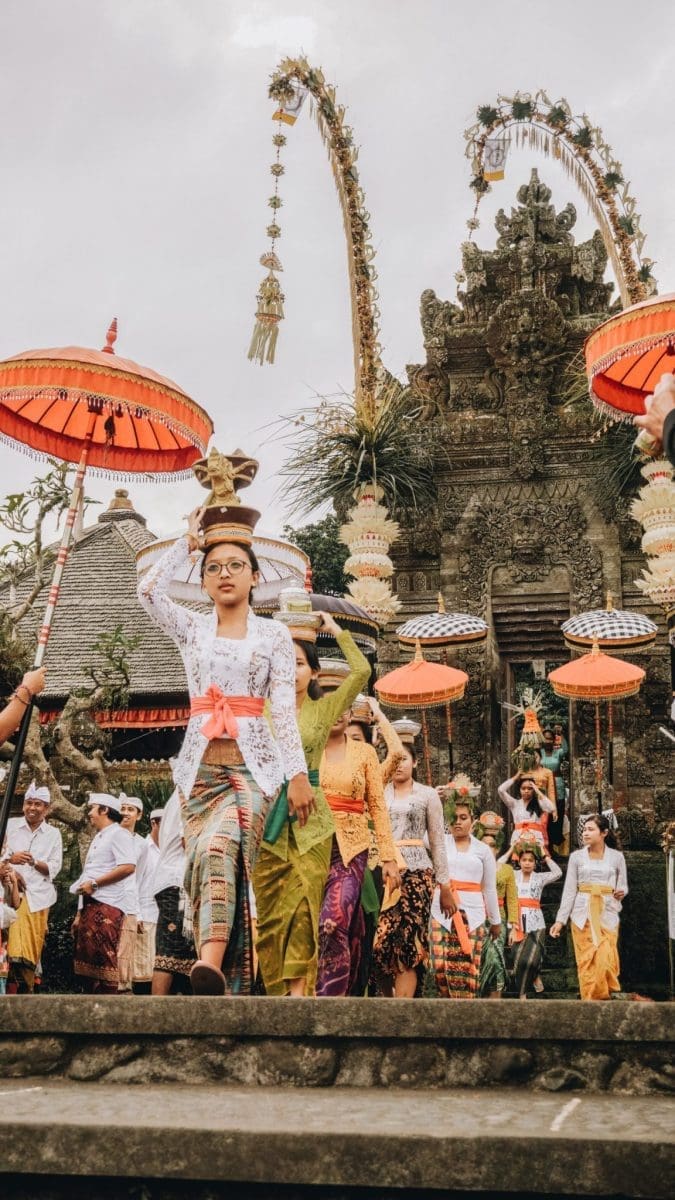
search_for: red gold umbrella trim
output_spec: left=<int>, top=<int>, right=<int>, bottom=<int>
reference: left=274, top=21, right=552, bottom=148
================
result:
left=584, top=294, right=675, bottom=421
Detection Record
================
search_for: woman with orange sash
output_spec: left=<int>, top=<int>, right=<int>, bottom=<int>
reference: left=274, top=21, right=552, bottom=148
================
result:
left=500, top=839, right=562, bottom=998
left=138, top=469, right=312, bottom=996
left=498, top=771, right=555, bottom=852
left=316, top=712, right=400, bottom=995
left=254, top=613, right=370, bottom=997
left=550, top=814, right=628, bottom=1000
left=429, top=784, right=500, bottom=999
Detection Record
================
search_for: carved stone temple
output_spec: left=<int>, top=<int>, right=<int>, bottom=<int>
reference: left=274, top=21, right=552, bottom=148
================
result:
left=390, top=170, right=672, bottom=831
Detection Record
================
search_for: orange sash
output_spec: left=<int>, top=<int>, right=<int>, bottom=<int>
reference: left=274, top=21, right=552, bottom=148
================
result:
left=513, top=896, right=541, bottom=944
left=515, top=820, right=545, bottom=835
left=449, top=879, right=483, bottom=956
left=190, top=687, right=264, bottom=740
left=325, top=793, right=365, bottom=815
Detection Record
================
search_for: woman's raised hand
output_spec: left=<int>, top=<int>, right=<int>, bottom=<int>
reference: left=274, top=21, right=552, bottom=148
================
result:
left=186, top=506, right=205, bottom=551
left=317, top=611, right=341, bottom=639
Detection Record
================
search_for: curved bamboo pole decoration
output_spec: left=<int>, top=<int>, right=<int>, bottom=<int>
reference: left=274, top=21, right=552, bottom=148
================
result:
left=463, top=90, right=655, bottom=307
left=254, top=57, right=383, bottom=427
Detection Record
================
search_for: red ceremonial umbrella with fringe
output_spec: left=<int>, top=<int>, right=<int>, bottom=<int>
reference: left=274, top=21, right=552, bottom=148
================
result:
left=0, top=319, right=213, bottom=842
left=375, top=642, right=469, bottom=785
left=396, top=594, right=488, bottom=773
left=548, top=644, right=645, bottom=812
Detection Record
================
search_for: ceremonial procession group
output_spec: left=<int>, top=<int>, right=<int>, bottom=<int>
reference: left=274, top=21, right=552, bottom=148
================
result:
left=0, top=480, right=631, bottom=1006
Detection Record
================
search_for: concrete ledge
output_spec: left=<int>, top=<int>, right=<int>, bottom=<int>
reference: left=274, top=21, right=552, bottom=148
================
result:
left=0, top=1081, right=673, bottom=1197
left=1, top=997, right=673, bottom=1094
left=1, top=994, right=670, bottom=1040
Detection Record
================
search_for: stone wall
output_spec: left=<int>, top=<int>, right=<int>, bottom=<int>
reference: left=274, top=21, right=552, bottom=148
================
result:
left=1, top=997, right=672, bottom=1096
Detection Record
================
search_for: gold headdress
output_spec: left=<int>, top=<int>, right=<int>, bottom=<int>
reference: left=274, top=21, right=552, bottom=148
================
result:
left=194, top=448, right=261, bottom=547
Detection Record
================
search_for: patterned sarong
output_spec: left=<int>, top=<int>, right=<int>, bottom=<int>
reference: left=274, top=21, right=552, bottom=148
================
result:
left=316, top=841, right=368, bottom=996
left=430, top=914, right=486, bottom=998
left=7, top=899, right=48, bottom=992
left=133, top=921, right=157, bottom=983
left=372, top=868, right=434, bottom=980
left=183, top=762, right=270, bottom=995
left=478, top=917, right=508, bottom=996
left=154, top=886, right=196, bottom=977
left=117, top=914, right=138, bottom=992
left=74, top=895, right=124, bottom=986
left=510, top=928, right=545, bottom=996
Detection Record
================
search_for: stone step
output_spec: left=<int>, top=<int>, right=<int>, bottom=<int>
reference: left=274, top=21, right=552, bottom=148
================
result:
left=1, top=996, right=672, bottom=1094
left=1, top=1079, right=673, bottom=1198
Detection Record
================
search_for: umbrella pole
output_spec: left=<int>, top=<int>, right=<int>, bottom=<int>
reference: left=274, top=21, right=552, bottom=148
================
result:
left=607, top=700, right=614, bottom=786
left=421, top=711, right=432, bottom=786
left=0, top=437, right=92, bottom=847
left=441, top=648, right=455, bottom=773
left=594, top=701, right=603, bottom=814
left=445, top=702, right=454, bottom=775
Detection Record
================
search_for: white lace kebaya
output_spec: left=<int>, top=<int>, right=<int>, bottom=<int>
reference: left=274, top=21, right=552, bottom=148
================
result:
left=138, top=536, right=307, bottom=802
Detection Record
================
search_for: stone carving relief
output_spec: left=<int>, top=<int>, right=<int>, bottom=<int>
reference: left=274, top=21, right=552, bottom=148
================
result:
left=456, top=496, right=603, bottom=614
left=487, top=293, right=568, bottom=389
left=406, top=362, right=449, bottom=414
left=448, top=370, right=503, bottom=412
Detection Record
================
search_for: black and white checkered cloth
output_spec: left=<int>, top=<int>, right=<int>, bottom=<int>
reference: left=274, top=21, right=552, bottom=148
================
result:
left=562, top=609, right=657, bottom=646
left=397, top=612, right=488, bottom=644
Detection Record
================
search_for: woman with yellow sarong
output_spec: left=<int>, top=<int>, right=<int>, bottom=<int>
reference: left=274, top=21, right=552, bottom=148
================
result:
left=254, top=616, right=371, bottom=996
left=550, top=814, right=628, bottom=1000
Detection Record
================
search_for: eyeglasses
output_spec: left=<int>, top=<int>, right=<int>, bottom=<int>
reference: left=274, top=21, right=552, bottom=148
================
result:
left=204, top=559, right=250, bottom=578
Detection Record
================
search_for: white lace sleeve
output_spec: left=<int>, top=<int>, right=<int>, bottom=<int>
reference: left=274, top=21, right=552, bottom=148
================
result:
left=426, top=789, right=450, bottom=884
left=137, top=536, right=196, bottom=646
left=498, top=778, right=518, bottom=812
left=268, top=623, right=307, bottom=781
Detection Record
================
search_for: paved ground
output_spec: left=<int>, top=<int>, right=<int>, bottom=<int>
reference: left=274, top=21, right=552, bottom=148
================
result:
left=1, top=1079, right=672, bottom=1196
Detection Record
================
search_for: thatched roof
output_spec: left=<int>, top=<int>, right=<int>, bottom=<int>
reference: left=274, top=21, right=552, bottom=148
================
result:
left=0, top=491, right=189, bottom=703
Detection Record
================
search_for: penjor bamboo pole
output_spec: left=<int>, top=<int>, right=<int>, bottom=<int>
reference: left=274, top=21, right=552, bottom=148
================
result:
left=0, top=429, right=93, bottom=848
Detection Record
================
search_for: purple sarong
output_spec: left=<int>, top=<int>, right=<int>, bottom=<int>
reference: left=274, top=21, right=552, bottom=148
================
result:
left=316, top=840, right=367, bottom=996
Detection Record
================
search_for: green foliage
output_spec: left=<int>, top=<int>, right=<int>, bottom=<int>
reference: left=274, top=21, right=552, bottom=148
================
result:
left=83, top=625, right=143, bottom=709
left=603, top=170, right=624, bottom=190
left=276, top=382, right=437, bottom=518
left=546, top=105, right=569, bottom=128
left=470, top=173, right=491, bottom=195
left=477, top=105, right=498, bottom=127
left=0, top=610, right=32, bottom=700
left=618, top=215, right=635, bottom=236
left=511, top=99, right=533, bottom=120
left=572, top=125, right=593, bottom=148
left=284, top=515, right=349, bottom=596
left=638, top=262, right=655, bottom=283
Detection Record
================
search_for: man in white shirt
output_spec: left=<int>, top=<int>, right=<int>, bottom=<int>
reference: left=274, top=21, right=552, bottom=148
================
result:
left=152, top=790, right=196, bottom=995
left=4, top=781, right=63, bottom=992
left=70, top=794, right=135, bottom=994
left=117, top=794, right=145, bottom=993
left=132, top=807, right=162, bottom=993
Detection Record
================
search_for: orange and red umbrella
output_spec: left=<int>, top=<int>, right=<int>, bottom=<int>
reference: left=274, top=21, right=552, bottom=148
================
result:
left=0, top=320, right=212, bottom=842
left=548, top=644, right=645, bottom=809
left=585, top=294, right=675, bottom=421
left=375, top=642, right=469, bottom=784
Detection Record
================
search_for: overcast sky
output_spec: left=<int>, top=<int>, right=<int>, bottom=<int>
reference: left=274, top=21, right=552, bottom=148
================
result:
left=1, top=0, right=674, bottom=540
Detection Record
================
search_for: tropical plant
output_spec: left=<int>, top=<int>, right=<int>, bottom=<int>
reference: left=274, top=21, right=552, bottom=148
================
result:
left=283, top=515, right=349, bottom=596
left=276, top=378, right=436, bottom=520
